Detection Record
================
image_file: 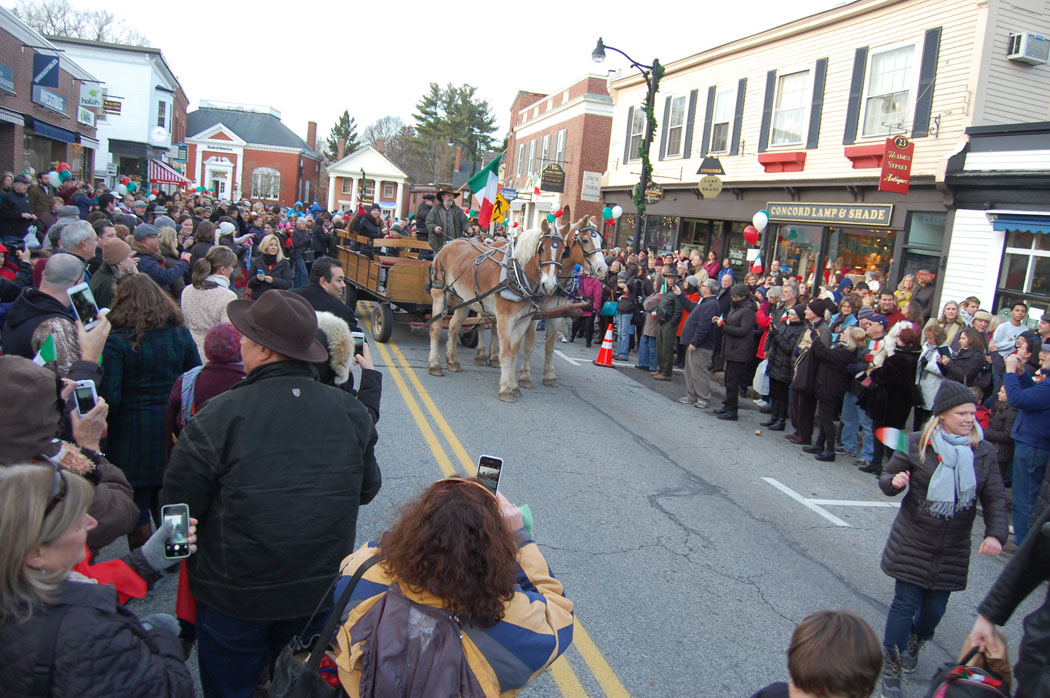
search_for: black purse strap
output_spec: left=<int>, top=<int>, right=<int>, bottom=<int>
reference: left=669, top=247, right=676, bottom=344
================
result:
left=30, top=605, right=69, bottom=698
left=303, top=555, right=380, bottom=676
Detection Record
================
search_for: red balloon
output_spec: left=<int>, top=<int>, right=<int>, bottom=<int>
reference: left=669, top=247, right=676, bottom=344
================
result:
left=151, top=189, right=158, bottom=196
left=554, top=209, right=563, bottom=218
left=121, top=176, right=130, bottom=185
left=58, top=162, right=70, bottom=172
left=512, top=222, right=519, bottom=228
left=743, top=225, right=759, bottom=245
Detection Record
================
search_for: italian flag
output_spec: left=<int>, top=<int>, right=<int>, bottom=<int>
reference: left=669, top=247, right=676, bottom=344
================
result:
left=467, top=154, right=502, bottom=229
left=33, top=334, right=56, bottom=366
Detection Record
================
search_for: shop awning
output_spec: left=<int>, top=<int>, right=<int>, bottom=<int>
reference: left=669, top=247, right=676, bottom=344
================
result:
left=27, top=117, right=75, bottom=143
left=148, top=159, right=192, bottom=185
left=992, top=214, right=1050, bottom=235
left=0, top=107, right=23, bottom=126
left=78, top=134, right=99, bottom=149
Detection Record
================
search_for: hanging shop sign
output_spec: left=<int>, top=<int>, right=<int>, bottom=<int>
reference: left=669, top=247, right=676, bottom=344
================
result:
left=698, top=175, right=723, bottom=199
left=500, top=187, right=518, bottom=201
left=31, top=85, right=66, bottom=115
left=643, top=182, right=664, bottom=205
left=540, top=163, right=565, bottom=193
left=31, top=53, right=59, bottom=88
left=79, top=84, right=103, bottom=108
left=878, top=135, right=914, bottom=195
left=580, top=171, right=602, bottom=203
left=697, top=157, right=726, bottom=176
left=103, top=99, right=122, bottom=115
left=766, top=201, right=894, bottom=227
left=77, top=106, right=95, bottom=127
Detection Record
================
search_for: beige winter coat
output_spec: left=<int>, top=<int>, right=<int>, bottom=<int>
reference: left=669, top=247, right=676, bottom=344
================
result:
left=180, top=281, right=236, bottom=359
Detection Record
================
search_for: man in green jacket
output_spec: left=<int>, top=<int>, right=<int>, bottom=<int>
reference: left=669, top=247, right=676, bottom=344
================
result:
left=425, top=186, right=470, bottom=252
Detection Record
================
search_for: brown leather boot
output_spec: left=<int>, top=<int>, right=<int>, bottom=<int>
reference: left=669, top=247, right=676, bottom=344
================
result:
left=126, top=523, right=153, bottom=551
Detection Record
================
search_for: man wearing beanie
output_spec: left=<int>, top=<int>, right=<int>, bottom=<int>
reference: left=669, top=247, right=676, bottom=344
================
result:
left=163, top=291, right=380, bottom=697
left=91, top=238, right=137, bottom=308
left=1002, top=348, right=1050, bottom=546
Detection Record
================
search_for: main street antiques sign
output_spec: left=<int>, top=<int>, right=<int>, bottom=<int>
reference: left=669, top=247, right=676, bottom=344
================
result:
left=643, top=182, right=664, bottom=205
left=878, top=136, right=914, bottom=195
left=698, top=175, right=723, bottom=199
left=540, top=163, right=565, bottom=193
left=766, top=202, right=894, bottom=227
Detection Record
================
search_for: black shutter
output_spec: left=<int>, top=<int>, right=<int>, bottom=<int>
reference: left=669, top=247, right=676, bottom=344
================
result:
left=730, top=77, right=746, bottom=156
left=758, top=70, right=777, bottom=153
left=623, top=106, right=634, bottom=163
left=682, top=89, right=698, bottom=159
left=912, top=27, right=942, bottom=138
left=843, top=47, right=869, bottom=145
left=699, top=86, right=716, bottom=157
left=658, top=96, right=672, bottom=160
left=807, top=58, right=829, bottom=149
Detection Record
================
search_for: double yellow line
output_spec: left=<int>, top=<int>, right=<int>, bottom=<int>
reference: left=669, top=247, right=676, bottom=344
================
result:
left=364, top=313, right=629, bottom=698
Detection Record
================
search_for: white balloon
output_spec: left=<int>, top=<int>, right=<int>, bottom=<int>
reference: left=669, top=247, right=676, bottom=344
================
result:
left=612, top=205, right=623, bottom=220
left=148, top=194, right=157, bottom=201
left=47, top=171, right=61, bottom=188
left=116, top=183, right=127, bottom=196
left=752, top=210, right=769, bottom=232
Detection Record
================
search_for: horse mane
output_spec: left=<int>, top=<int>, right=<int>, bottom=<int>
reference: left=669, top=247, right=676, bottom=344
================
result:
left=513, top=226, right=543, bottom=265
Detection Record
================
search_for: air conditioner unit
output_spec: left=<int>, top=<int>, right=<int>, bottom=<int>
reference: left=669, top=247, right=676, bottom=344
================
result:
left=1007, top=32, right=1050, bottom=65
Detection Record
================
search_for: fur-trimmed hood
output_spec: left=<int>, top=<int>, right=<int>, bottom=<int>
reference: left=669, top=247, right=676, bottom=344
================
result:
left=314, top=311, right=354, bottom=385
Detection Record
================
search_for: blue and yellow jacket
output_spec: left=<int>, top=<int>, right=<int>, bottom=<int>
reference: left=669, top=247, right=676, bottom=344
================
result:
left=333, top=534, right=574, bottom=697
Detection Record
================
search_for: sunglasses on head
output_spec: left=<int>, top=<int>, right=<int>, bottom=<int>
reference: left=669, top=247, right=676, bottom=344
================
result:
left=44, top=468, right=67, bottom=517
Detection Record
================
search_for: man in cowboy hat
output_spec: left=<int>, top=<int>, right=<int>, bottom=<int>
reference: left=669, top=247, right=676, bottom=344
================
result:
left=425, top=185, right=470, bottom=252
left=162, top=290, right=381, bottom=698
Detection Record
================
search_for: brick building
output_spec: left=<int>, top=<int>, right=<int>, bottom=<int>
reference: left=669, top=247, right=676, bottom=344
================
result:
left=185, top=101, right=322, bottom=206
left=0, top=8, right=100, bottom=180
left=503, top=75, right=613, bottom=230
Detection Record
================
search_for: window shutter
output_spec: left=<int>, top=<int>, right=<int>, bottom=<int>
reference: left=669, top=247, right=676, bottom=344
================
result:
left=699, top=86, right=716, bottom=157
left=730, top=78, right=747, bottom=156
left=843, top=47, right=869, bottom=145
left=912, top=27, right=942, bottom=138
left=806, top=58, right=829, bottom=149
left=682, top=89, right=699, bottom=159
left=758, top=70, right=777, bottom=153
left=658, top=96, right=672, bottom=160
left=623, top=106, right=635, bottom=163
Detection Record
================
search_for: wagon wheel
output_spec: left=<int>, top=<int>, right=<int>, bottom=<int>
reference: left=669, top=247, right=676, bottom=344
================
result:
left=459, top=325, right=479, bottom=348
left=371, top=304, right=394, bottom=342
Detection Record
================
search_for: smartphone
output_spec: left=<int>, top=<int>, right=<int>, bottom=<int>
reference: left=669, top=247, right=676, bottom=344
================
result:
left=476, top=455, right=504, bottom=495
left=351, top=331, right=365, bottom=356
left=67, top=282, right=100, bottom=330
left=257, top=269, right=265, bottom=277
left=937, top=346, right=952, bottom=358
left=160, top=503, right=191, bottom=559
left=73, top=380, right=97, bottom=417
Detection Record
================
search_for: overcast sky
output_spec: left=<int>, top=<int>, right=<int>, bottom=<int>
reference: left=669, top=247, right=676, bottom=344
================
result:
left=38, top=0, right=844, bottom=145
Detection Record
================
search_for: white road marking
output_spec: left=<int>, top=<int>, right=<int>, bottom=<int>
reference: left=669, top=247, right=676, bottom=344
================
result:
left=809, top=499, right=900, bottom=508
left=762, top=477, right=852, bottom=527
left=554, top=350, right=581, bottom=366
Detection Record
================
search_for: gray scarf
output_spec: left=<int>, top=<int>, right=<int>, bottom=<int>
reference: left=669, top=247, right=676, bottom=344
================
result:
left=926, top=428, right=978, bottom=518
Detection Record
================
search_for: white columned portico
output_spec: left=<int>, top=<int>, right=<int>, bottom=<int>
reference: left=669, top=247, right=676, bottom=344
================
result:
left=394, top=181, right=404, bottom=221
left=349, top=177, right=358, bottom=210
left=327, top=173, right=337, bottom=211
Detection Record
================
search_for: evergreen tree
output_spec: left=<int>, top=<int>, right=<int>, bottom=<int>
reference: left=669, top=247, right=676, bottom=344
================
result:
left=412, top=83, right=498, bottom=179
left=324, top=110, right=359, bottom=162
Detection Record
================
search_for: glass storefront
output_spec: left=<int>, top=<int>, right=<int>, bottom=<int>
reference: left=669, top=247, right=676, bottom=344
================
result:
left=614, top=214, right=680, bottom=254
left=23, top=133, right=63, bottom=175
left=772, top=224, right=824, bottom=285
left=827, top=226, right=897, bottom=282
left=995, top=229, right=1050, bottom=326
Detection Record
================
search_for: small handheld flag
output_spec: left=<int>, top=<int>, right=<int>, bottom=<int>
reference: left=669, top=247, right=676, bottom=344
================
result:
left=875, top=427, right=909, bottom=452
left=32, top=334, right=56, bottom=366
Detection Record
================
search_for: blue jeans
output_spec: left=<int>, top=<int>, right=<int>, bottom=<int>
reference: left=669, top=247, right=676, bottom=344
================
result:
left=196, top=602, right=327, bottom=698
left=637, top=334, right=657, bottom=370
left=840, top=392, right=861, bottom=455
left=857, top=401, right=874, bottom=461
left=293, top=257, right=308, bottom=288
left=1012, top=441, right=1050, bottom=544
left=883, top=580, right=951, bottom=653
left=615, top=313, right=634, bottom=358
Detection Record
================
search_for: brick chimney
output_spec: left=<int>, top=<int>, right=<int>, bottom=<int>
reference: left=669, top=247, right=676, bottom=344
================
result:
left=337, top=138, right=346, bottom=160
left=376, top=138, right=385, bottom=153
left=306, top=121, right=317, bottom=150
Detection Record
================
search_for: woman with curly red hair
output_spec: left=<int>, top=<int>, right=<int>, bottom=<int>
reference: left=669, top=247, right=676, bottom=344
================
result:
left=332, top=477, right=574, bottom=696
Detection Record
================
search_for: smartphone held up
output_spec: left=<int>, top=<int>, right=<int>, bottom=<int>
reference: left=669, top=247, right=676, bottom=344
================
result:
left=476, top=455, right=504, bottom=495
left=161, top=503, right=191, bottom=559
left=73, top=380, right=97, bottom=417
left=67, top=282, right=103, bottom=330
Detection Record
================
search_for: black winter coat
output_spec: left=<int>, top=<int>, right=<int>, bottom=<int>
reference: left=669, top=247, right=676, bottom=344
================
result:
left=942, top=346, right=992, bottom=399
left=879, top=432, right=1008, bottom=591
left=978, top=503, right=1050, bottom=698
left=247, top=255, right=293, bottom=299
left=810, top=337, right=863, bottom=404
left=984, top=401, right=1018, bottom=476
left=789, top=320, right=831, bottom=396
left=312, top=225, right=335, bottom=257
left=764, top=321, right=805, bottom=384
left=163, top=361, right=381, bottom=620
left=867, top=346, right=920, bottom=426
left=721, top=297, right=757, bottom=362
left=682, top=295, right=719, bottom=350
left=0, top=581, right=193, bottom=697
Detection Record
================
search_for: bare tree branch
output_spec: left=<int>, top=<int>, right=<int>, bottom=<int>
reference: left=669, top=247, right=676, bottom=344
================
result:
left=13, top=0, right=150, bottom=46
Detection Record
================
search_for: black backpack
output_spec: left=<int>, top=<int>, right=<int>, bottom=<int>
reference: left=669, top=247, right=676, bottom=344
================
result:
left=923, top=647, right=1010, bottom=698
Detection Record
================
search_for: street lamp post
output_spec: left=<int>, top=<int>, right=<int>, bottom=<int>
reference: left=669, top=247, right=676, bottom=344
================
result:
left=592, top=37, right=662, bottom=255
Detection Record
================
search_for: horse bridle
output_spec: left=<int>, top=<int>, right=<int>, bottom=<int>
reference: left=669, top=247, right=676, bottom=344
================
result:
left=573, top=225, right=606, bottom=266
left=538, top=232, right=564, bottom=271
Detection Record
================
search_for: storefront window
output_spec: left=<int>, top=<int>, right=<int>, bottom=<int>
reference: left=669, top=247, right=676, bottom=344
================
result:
left=995, top=228, right=1050, bottom=323
left=616, top=214, right=635, bottom=250
left=827, top=227, right=897, bottom=286
left=23, top=133, right=58, bottom=175
left=680, top=219, right=712, bottom=255
left=644, top=215, right=679, bottom=255
left=772, top=224, right=823, bottom=284
left=900, top=212, right=945, bottom=285
left=723, top=221, right=750, bottom=277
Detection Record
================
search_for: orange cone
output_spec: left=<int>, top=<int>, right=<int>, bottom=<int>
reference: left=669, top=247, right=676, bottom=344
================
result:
left=593, top=324, right=615, bottom=367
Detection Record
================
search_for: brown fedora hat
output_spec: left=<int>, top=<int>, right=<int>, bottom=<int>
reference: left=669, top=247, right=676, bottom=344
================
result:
left=436, top=185, right=460, bottom=199
left=227, top=291, right=329, bottom=363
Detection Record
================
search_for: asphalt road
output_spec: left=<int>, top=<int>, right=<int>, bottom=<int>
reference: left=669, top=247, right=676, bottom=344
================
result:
left=112, top=312, right=1043, bottom=698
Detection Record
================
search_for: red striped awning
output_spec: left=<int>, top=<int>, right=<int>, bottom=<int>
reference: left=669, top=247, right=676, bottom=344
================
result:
left=148, top=159, right=192, bottom=185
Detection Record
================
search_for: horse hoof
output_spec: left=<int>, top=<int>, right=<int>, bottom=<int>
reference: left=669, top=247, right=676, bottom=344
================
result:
left=543, top=378, right=558, bottom=387
left=518, top=378, right=533, bottom=389
left=489, top=358, right=501, bottom=368
left=428, top=366, right=444, bottom=377
left=511, top=387, right=522, bottom=398
left=474, top=356, right=488, bottom=365
left=498, top=391, right=517, bottom=403
left=448, top=362, right=461, bottom=373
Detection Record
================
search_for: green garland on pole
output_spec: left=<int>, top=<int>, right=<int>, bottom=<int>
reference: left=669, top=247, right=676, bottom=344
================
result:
left=633, top=60, right=664, bottom=223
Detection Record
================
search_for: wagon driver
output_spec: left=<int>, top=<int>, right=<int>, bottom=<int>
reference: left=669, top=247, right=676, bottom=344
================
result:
left=425, top=185, right=470, bottom=252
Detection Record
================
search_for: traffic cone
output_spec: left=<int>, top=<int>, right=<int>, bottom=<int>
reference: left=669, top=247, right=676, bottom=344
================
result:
left=593, top=324, right=615, bottom=367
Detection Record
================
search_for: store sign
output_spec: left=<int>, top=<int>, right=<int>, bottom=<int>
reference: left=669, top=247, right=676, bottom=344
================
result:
left=766, top=201, right=894, bottom=227
left=31, top=85, right=66, bottom=115
left=79, top=84, right=102, bottom=108
left=580, top=171, right=602, bottom=203
left=643, top=182, right=664, bottom=205
left=878, top=136, right=914, bottom=195
left=697, top=157, right=726, bottom=176
left=698, top=175, right=723, bottom=199
left=540, top=163, right=565, bottom=193
left=77, top=106, right=95, bottom=127
left=0, top=62, right=14, bottom=94
left=31, top=54, right=59, bottom=88
left=103, top=99, right=122, bottom=115
left=500, top=187, right=518, bottom=201
left=516, top=190, right=533, bottom=202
